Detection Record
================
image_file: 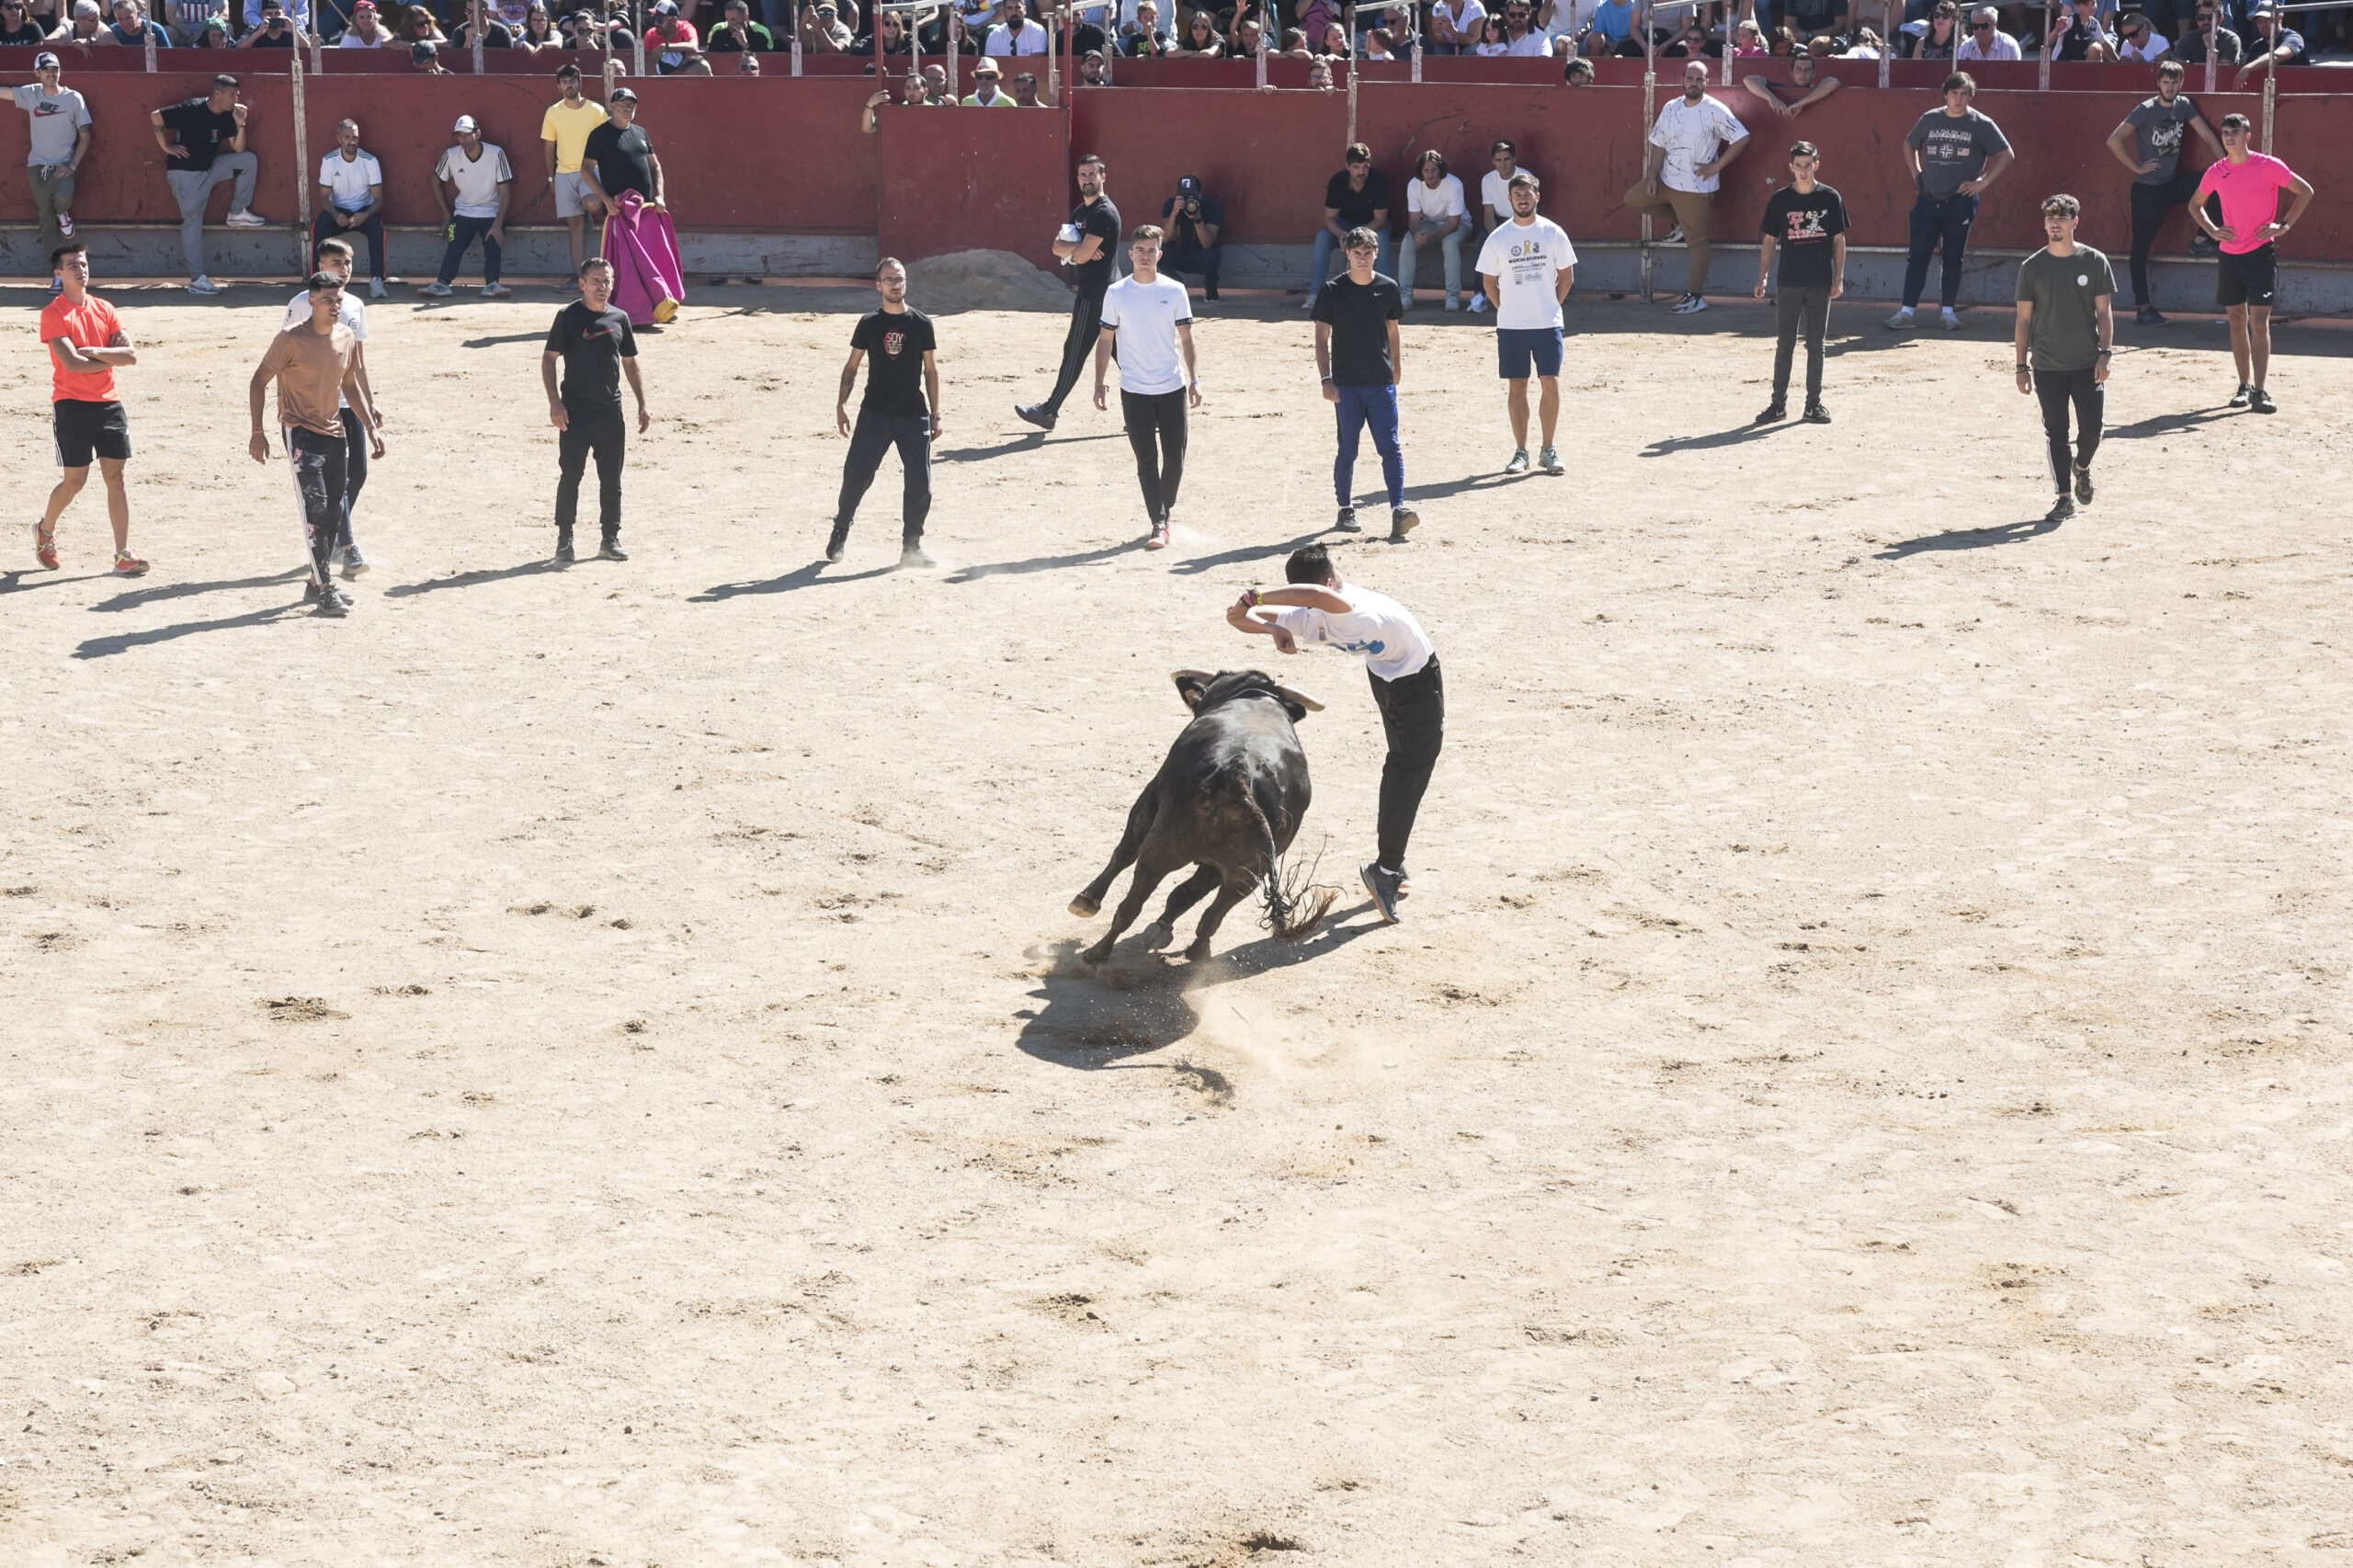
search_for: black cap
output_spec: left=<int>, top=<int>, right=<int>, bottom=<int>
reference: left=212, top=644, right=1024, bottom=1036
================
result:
left=1176, top=176, right=1202, bottom=194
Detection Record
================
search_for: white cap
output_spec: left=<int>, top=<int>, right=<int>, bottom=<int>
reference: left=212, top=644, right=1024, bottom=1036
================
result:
left=453, top=114, right=477, bottom=132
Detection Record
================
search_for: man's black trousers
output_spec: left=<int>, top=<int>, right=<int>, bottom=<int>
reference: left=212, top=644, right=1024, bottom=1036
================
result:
left=1771, top=282, right=1831, bottom=405
left=289, top=426, right=349, bottom=585
left=556, top=403, right=626, bottom=536
left=1040, top=291, right=1106, bottom=419
left=835, top=406, right=933, bottom=540
left=2032, top=367, right=2103, bottom=494
left=1369, top=654, right=1444, bottom=873
left=1120, top=388, right=1188, bottom=522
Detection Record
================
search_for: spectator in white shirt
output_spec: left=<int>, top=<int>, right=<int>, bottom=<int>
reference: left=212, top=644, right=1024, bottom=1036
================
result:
left=423, top=114, right=512, bottom=297
left=1477, top=138, right=1529, bottom=241
left=1619, top=59, right=1749, bottom=315
left=1497, top=0, right=1548, bottom=51
left=1955, top=5, right=2018, bottom=57
left=1397, top=150, right=1468, bottom=310
left=1427, top=0, right=1482, bottom=51
left=313, top=118, right=389, bottom=295
left=2112, top=9, right=2166, bottom=57
left=984, top=0, right=1046, bottom=51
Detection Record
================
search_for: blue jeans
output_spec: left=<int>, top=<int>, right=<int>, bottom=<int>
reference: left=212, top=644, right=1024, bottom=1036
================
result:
left=436, top=214, right=505, bottom=286
left=1334, top=382, right=1404, bottom=510
left=1903, top=190, right=1977, bottom=311
left=1396, top=224, right=1465, bottom=303
left=1310, top=228, right=1397, bottom=297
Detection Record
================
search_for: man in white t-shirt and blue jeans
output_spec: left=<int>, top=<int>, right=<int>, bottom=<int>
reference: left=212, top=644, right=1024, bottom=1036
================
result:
left=1226, top=543, right=1441, bottom=926
left=1094, top=224, right=1200, bottom=552
left=1475, top=170, right=1575, bottom=476
left=1398, top=150, right=1468, bottom=310
left=424, top=115, right=514, bottom=298
left=313, top=117, right=389, bottom=297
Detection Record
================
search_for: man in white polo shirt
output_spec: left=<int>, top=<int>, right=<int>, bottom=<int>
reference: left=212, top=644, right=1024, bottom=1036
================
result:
left=1619, top=58, right=1748, bottom=315
left=424, top=114, right=513, bottom=298
left=1093, top=224, right=1200, bottom=551
left=313, top=116, right=389, bottom=297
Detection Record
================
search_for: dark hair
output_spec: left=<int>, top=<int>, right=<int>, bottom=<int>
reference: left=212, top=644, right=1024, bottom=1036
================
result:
left=211, top=73, right=240, bottom=90
left=316, top=235, right=353, bottom=257
left=1341, top=224, right=1380, bottom=250
left=1415, top=148, right=1447, bottom=178
left=2219, top=111, right=2251, bottom=131
left=876, top=256, right=904, bottom=276
left=1790, top=140, right=1818, bottom=159
left=1078, top=152, right=1107, bottom=172
left=305, top=268, right=345, bottom=292
left=1942, top=69, right=1974, bottom=94
left=557, top=61, right=582, bottom=77
left=1491, top=138, right=1516, bottom=154
left=2040, top=192, right=2081, bottom=217
left=1131, top=223, right=1165, bottom=244
left=1344, top=141, right=1370, bottom=164
left=50, top=240, right=85, bottom=268
left=1285, top=544, right=1335, bottom=585
left=2158, top=58, right=2185, bottom=76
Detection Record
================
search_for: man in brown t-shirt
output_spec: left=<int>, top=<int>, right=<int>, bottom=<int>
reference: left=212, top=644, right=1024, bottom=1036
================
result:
left=249, top=271, right=384, bottom=616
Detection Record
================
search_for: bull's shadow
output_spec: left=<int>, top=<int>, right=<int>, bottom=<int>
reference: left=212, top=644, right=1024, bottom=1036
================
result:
left=1013, top=910, right=1378, bottom=1069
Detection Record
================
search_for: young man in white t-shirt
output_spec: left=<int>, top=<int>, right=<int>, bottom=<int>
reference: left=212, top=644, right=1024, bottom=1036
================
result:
left=1226, top=542, right=1442, bottom=926
left=1093, top=224, right=1200, bottom=551
left=280, top=235, right=381, bottom=583
left=1398, top=150, right=1468, bottom=310
left=424, top=114, right=513, bottom=298
left=1474, top=170, right=1575, bottom=476
left=313, top=117, right=389, bottom=295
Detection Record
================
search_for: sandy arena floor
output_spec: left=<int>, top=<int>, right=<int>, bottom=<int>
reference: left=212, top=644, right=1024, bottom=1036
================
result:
left=4, top=278, right=2352, bottom=1567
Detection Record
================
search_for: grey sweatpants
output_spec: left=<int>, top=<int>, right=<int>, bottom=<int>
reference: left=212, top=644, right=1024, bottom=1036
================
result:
left=165, top=152, right=258, bottom=278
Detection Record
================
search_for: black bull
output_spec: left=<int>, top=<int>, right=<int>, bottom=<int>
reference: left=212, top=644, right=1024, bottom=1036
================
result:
left=1070, top=669, right=1337, bottom=966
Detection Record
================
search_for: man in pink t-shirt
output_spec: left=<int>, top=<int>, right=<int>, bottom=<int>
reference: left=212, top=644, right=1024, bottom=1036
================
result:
left=2192, top=113, right=2315, bottom=415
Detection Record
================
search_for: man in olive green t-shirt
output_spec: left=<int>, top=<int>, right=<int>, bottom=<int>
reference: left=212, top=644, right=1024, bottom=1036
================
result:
left=2013, top=192, right=2114, bottom=524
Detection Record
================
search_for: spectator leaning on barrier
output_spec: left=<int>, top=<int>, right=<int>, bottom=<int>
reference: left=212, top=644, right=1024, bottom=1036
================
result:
left=2169, top=0, right=2238, bottom=62
left=1743, top=47, right=1842, bottom=119
left=14, top=52, right=90, bottom=279
left=1079, top=49, right=1110, bottom=81
left=102, top=0, right=174, bottom=43
left=644, top=0, right=697, bottom=66
left=2113, top=8, right=2167, bottom=56
left=1888, top=71, right=2010, bottom=332
left=1014, top=67, right=1046, bottom=100
left=1754, top=139, right=1847, bottom=425
left=152, top=74, right=264, bottom=297
left=1398, top=150, right=1467, bottom=312
left=707, top=0, right=770, bottom=44
left=542, top=65, right=608, bottom=294
left=962, top=56, right=1015, bottom=101
left=861, top=73, right=935, bottom=131
left=515, top=3, right=562, bottom=49
left=314, top=119, right=389, bottom=295
left=2234, top=3, right=2303, bottom=83
left=47, top=1, right=106, bottom=45
left=425, top=115, right=514, bottom=298
left=1902, top=0, right=1959, bottom=55
left=2106, top=59, right=2220, bottom=324
left=2047, top=0, right=2116, bottom=59
left=1159, top=173, right=1222, bottom=300
left=1171, top=5, right=1219, bottom=51
left=1954, top=5, right=2018, bottom=57
left=1308, top=144, right=1392, bottom=312
left=338, top=0, right=386, bottom=41
left=1621, top=60, right=1749, bottom=316
left=0, top=0, right=50, bottom=41
left=452, top=5, right=513, bottom=46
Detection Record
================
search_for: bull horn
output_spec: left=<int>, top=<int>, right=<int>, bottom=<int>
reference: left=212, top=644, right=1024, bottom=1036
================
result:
left=1171, top=669, right=1215, bottom=709
left=1276, top=685, right=1324, bottom=712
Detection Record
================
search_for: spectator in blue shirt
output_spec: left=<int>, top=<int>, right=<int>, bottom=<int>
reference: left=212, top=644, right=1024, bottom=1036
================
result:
left=102, top=0, right=173, bottom=40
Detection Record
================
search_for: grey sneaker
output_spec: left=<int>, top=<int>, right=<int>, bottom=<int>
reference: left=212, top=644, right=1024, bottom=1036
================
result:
left=2046, top=494, right=2077, bottom=522
left=598, top=534, right=629, bottom=561
left=314, top=583, right=353, bottom=617
left=555, top=529, right=575, bottom=562
left=1335, top=506, right=1361, bottom=533
left=2073, top=463, right=2094, bottom=505
left=1360, top=863, right=1402, bottom=925
left=1389, top=506, right=1418, bottom=542
left=1939, top=308, right=1964, bottom=331
left=899, top=541, right=935, bottom=568
left=340, top=544, right=369, bottom=578
left=224, top=209, right=268, bottom=228
left=1538, top=446, right=1563, bottom=474
left=1504, top=449, right=1530, bottom=475
left=419, top=281, right=454, bottom=298
left=1883, top=308, right=1914, bottom=330
left=188, top=276, right=223, bottom=296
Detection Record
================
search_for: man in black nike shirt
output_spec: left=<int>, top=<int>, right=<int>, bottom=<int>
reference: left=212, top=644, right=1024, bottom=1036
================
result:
left=1016, top=152, right=1120, bottom=433
left=1754, top=140, right=1848, bottom=424
left=831, top=256, right=941, bottom=569
left=540, top=257, right=651, bottom=562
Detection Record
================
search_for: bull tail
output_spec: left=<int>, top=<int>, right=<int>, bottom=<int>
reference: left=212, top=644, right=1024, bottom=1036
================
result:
left=1242, top=788, right=1334, bottom=944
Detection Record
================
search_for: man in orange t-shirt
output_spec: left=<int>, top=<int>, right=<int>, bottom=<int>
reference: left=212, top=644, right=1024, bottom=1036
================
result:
left=36, top=241, right=144, bottom=575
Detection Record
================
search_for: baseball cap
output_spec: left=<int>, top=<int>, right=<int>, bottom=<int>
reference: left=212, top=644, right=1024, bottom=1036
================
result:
left=609, top=85, right=638, bottom=100
left=2248, top=2, right=2276, bottom=12
left=653, top=0, right=676, bottom=10
left=453, top=114, right=477, bottom=131
left=34, top=49, right=60, bottom=65
left=1176, top=176, right=1202, bottom=195
left=410, top=40, right=435, bottom=58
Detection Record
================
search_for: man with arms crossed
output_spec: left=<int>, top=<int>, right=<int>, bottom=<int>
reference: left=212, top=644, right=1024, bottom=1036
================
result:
left=249, top=270, right=384, bottom=617
left=2104, top=61, right=2221, bottom=326
left=1754, top=140, right=1847, bottom=425
left=1314, top=225, right=1416, bottom=542
left=1475, top=170, right=1575, bottom=477
left=2012, top=193, right=2112, bottom=524
left=36, top=242, right=143, bottom=576
left=540, top=63, right=607, bottom=293
left=2191, top=113, right=2314, bottom=415
left=1620, top=59, right=1749, bottom=316
left=1888, top=72, right=2011, bottom=333
left=542, top=258, right=649, bottom=562
left=1017, top=153, right=1120, bottom=432
left=282, top=235, right=379, bottom=580
left=1226, top=543, right=1441, bottom=926
left=1093, top=224, right=1199, bottom=551
left=830, top=257, right=940, bottom=569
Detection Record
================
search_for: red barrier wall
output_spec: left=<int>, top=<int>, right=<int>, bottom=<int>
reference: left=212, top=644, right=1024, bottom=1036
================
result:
left=879, top=102, right=1067, bottom=272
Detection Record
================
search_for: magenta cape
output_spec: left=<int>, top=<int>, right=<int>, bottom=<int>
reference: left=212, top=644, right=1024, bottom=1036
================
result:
left=604, top=189, right=684, bottom=327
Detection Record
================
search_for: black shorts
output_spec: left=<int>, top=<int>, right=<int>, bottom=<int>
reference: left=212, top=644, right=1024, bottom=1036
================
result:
left=53, top=399, right=131, bottom=468
left=2217, top=243, right=2277, bottom=309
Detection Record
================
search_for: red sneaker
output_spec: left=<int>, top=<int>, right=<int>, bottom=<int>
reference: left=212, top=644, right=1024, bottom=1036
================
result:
left=112, top=549, right=149, bottom=576
left=1143, top=522, right=1169, bottom=551
left=34, top=522, right=58, bottom=571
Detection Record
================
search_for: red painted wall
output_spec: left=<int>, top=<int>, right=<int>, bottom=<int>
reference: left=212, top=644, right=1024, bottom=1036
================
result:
left=878, top=102, right=1067, bottom=272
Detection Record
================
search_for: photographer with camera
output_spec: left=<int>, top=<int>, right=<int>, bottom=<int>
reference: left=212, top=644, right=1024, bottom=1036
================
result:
left=1159, top=175, right=1223, bottom=302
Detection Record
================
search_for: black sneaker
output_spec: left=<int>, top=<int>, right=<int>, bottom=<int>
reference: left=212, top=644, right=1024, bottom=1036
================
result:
left=1757, top=401, right=1787, bottom=423
left=825, top=523, right=848, bottom=562
left=2046, top=494, right=2077, bottom=522
left=2228, top=382, right=2254, bottom=409
left=1389, top=506, right=1419, bottom=543
left=2135, top=305, right=2165, bottom=326
left=2189, top=232, right=2220, bottom=258
left=1360, top=862, right=1402, bottom=925
left=1335, top=506, right=1361, bottom=533
left=599, top=535, right=629, bottom=561
left=2249, top=387, right=2277, bottom=415
left=314, top=583, right=352, bottom=617
left=555, top=529, right=575, bottom=562
left=1204, top=287, right=1221, bottom=301
left=302, top=577, right=324, bottom=603
left=1802, top=403, right=1832, bottom=425
left=899, top=541, right=935, bottom=569
left=2074, top=464, right=2094, bottom=505
left=1015, top=403, right=1056, bottom=432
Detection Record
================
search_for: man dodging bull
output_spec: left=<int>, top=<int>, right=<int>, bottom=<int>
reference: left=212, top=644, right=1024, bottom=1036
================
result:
left=1227, top=545, right=1442, bottom=926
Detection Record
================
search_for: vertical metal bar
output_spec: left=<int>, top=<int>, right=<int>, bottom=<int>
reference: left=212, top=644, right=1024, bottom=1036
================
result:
left=1879, top=0, right=1892, bottom=87
left=2261, top=62, right=2275, bottom=153
left=1346, top=2, right=1358, bottom=145
left=142, top=20, right=155, bottom=68
left=472, top=0, right=487, bottom=72
left=2204, top=8, right=2216, bottom=94
left=2038, top=0, right=2050, bottom=91
left=633, top=0, right=648, bottom=76
left=944, top=12, right=954, bottom=96
left=1640, top=19, right=1655, bottom=303
left=1256, top=7, right=1267, bottom=87
left=291, top=42, right=313, bottom=273
left=1049, top=4, right=1061, bottom=106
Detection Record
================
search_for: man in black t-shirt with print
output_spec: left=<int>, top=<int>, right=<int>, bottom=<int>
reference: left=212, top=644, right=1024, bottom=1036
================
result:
left=831, top=256, right=941, bottom=569
left=1017, top=153, right=1120, bottom=433
left=540, top=257, right=651, bottom=562
left=1754, top=140, right=1848, bottom=425
left=1313, top=227, right=1416, bottom=543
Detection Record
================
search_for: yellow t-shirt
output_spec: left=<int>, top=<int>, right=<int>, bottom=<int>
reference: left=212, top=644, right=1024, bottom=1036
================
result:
left=540, top=97, right=609, bottom=175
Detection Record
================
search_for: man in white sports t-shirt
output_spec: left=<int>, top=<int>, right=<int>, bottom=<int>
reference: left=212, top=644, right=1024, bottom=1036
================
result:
left=1474, top=169, right=1575, bottom=476
left=282, top=235, right=379, bottom=583
left=1093, top=224, right=1200, bottom=551
left=1226, top=543, right=1441, bottom=926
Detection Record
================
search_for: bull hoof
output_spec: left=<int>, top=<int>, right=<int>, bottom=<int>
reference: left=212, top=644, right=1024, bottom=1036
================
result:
left=1184, top=938, right=1214, bottom=961
left=1142, top=921, right=1175, bottom=951
left=1079, top=939, right=1113, bottom=967
left=1068, top=894, right=1101, bottom=918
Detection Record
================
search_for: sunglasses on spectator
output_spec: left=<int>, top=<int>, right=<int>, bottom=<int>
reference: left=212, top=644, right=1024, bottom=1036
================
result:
left=1972, top=17, right=1994, bottom=26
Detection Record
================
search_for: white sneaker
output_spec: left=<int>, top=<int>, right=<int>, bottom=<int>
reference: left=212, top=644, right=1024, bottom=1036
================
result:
left=369, top=278, right=387, bottom=300
left=1670, top=292, right=1709, bottom=314
left=481, top=282, right=511, bottom=298
left=1466, top=294, right=1488, bottom=313
left=1939, top=308, right=1964, bottom=331
left=419, top=280, right=453, bottom=298
left=187, top=275, right=223, bottom=296
left=1883, top=308, right=1915, bottom=330
left=1662, top=224, right=1686, bottom=244
left=1302, top=292, right=1318, bottom=311
left=1539, top=446, right=1563, bottom=474
left=224, top=209, right=267, bottom=228
left=1504, top=449, right=1530, bottom=475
